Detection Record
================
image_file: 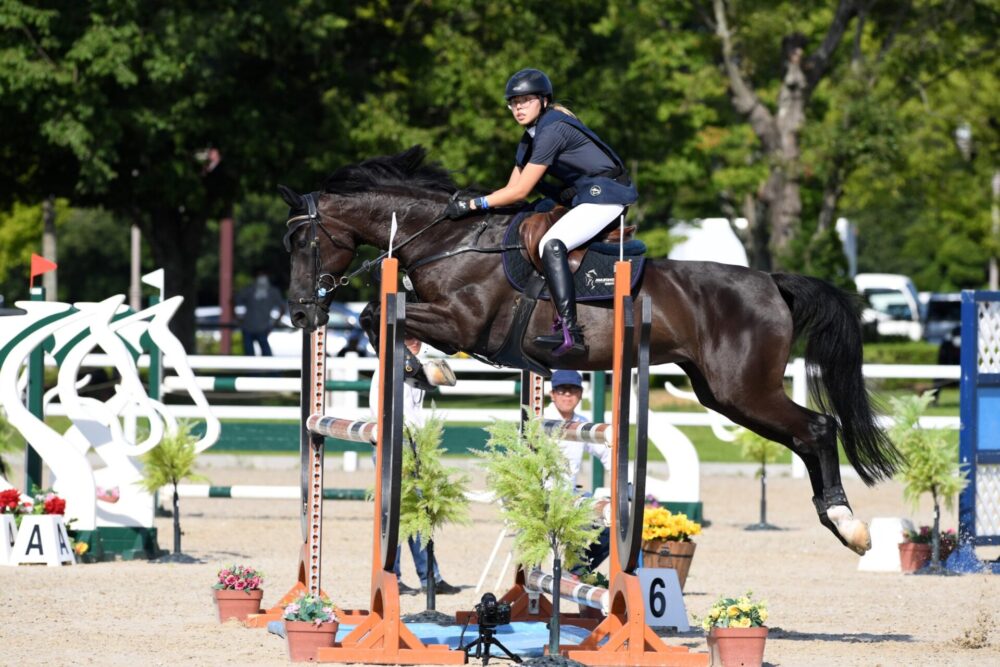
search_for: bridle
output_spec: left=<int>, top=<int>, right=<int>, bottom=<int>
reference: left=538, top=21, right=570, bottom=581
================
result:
left=283, top=192, right=353, bottom=315
left=283, top=191, right=452, bottom=316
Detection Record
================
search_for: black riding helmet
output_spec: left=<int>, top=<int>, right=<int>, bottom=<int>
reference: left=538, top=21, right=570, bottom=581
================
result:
left=505, top=68, right=553, bottom=101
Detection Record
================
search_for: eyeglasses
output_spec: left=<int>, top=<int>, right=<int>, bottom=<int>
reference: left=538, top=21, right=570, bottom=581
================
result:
left=506, top=95, right=540, bottom=110
left=552, top=386, right=582, bottom=395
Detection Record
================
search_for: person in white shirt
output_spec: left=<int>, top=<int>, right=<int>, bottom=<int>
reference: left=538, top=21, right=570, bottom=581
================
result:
left=368, top=334, right=460, bottom=596
left=544, top=369, right=611, bottom=575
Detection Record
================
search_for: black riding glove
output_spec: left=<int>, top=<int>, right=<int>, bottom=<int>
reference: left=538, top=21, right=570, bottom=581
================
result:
left=443, top=193, right=474, bottom=220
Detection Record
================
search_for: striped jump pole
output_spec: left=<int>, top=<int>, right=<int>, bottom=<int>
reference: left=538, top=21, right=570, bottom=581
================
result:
left=305, top=415, right=377, bottom=444
left=541, top=419, right=611, bottom=446
left=525, top=569, right=609, bottom=613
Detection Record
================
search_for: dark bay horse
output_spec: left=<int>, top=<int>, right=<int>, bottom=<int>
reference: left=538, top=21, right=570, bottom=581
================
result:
left=280, top=146, right=902, bottom=555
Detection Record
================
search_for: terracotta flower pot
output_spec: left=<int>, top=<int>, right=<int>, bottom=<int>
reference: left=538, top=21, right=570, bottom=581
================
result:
left=898, top=542, right=932, bottom=573
left=214, top=588, right=264, bottom=623
left=285, top=620, right=339, bottom=662
left=642, top=539, right=696, bottom=590
left=707, top=626, right=768, bottom=667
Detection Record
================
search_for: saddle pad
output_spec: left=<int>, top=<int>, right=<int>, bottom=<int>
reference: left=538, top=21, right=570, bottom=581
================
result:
left=502, top=211, right=646, bottom=301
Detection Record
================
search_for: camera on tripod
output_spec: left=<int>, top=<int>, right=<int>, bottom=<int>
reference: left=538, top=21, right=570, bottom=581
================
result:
left=474, top=592, right=512, bottom=628
left=462, top=592, right=520, bottom=664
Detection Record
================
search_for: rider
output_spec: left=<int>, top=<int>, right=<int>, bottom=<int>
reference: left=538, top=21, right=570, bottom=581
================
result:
left=443, top=68, right=638, bottom=356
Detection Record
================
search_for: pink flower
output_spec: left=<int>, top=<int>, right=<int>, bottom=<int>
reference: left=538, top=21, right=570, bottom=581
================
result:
left=234, top=579, right=246, bottom=590
left=225, top=575, right=238, bottom=587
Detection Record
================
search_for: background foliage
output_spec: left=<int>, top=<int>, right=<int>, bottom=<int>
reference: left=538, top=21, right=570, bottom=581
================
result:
left=0, top=1, right=996, bottom=345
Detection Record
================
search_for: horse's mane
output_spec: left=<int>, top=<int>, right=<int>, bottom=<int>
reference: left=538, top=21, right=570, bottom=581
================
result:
left=323, top=145, right=458, bottom=196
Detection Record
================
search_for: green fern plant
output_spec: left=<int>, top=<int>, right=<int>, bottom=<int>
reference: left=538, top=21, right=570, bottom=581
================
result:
left=136, top=421, right=207, bottom=555
left=398, top=413, right=470, bottom=610
left=888, top=391, right=968, bottom=569
left=399, top=414, right=470, bottom=545
left=478, top=415, right=600, bottom=653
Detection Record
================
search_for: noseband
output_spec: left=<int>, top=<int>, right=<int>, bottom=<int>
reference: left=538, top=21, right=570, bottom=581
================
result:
left=283, top=192, right=351, bottom=312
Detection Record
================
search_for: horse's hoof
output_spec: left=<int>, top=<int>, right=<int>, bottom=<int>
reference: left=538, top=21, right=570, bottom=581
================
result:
left=828, top=505, right=871, bottom=554
left=423, top=359, right=457, bottom=387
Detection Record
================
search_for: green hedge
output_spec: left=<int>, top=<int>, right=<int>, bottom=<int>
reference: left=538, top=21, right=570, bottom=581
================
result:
left=862, top=341, right=939, bottom=365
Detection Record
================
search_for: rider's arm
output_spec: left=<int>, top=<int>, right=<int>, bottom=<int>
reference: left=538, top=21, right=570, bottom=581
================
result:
left=470, top=163, right=548, bottom=210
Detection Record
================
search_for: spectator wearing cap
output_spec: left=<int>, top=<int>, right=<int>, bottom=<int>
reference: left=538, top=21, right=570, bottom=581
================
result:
left=545, top=370, right=612, bottom=483
left=544, top=370, right=611, bottom=575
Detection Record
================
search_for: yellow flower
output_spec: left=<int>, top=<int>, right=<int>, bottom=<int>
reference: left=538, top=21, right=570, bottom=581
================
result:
left=73, top=542, right=88, bottom=555
left=758, top=609, right=768, bottom=623
left=727, top=605, right=740, bottom=618
left=732, top=617, right=752, bottom=628
left=738, top=602, right=751, bottom=613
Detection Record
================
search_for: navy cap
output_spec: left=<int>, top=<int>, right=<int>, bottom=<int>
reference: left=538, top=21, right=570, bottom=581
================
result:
left=550, top=370, right=583, bottom=388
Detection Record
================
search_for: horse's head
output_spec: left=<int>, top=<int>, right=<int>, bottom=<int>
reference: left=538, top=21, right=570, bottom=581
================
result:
left=278, top=185, right=357, bottom=330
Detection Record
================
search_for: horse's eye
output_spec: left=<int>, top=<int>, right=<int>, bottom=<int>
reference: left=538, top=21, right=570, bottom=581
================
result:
left=297, top=237, right=308, bottom=249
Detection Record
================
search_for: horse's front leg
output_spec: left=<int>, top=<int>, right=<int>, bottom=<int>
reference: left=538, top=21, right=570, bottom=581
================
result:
left=400, top=300, right=483, bottom=355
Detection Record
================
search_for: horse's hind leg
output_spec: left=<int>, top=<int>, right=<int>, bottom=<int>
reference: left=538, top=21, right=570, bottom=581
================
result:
left=682, top=363, right=872, bottom=554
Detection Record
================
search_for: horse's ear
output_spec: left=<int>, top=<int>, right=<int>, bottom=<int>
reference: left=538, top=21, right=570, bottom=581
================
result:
left=277, top=184, right=305, bottom=209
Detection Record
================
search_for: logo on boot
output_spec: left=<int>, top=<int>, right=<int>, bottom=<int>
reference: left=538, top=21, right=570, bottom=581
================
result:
left=589, top=185, right=602, bottom=197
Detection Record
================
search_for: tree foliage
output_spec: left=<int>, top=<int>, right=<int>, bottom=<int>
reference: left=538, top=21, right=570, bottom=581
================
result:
left=398, top=414, right=471, bottom=548
left=478, top=416, right=600, bottom=570
left=888, top=391, right=967, bottom=512
left=1, top=0, right=997, bottom=321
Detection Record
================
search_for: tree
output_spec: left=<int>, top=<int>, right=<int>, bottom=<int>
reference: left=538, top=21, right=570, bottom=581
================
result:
left=0, top=2, right=352, bottom=347
left=479, top=416, right=600, bottom=655
left=398, top=414, right=470, bottom=611
left=707, top=0, right=860, bottom=270
left=137, top=422, right=206, bottom=556
left=732, top=426, right=785, bottom=530
left=888, top=391, right=968, bottom=571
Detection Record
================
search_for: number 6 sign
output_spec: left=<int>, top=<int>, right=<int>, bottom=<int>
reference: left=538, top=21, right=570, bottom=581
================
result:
left=636, top=568, right=689, bottom=630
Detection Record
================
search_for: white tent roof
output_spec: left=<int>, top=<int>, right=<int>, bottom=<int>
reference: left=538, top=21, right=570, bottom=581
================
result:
left=667, top=218, right=749, bottom=267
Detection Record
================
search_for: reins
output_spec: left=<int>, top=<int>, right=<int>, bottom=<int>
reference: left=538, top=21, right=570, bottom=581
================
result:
left=284, top=191, right=524, bottom=312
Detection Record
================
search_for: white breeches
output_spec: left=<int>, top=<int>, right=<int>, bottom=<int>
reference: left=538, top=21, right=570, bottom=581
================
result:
left=539, top=203, right=626, bottom=256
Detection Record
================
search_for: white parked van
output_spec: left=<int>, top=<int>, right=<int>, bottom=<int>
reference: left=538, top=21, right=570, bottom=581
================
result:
left=854, top=273, right=923, bottom=341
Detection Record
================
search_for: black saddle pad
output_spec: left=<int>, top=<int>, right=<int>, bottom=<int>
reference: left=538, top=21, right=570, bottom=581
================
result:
left=501, top=209, right=646, bottom=302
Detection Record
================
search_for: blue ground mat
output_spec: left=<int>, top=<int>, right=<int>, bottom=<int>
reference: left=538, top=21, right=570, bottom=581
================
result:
left=268, top=620, right=593, bottom=657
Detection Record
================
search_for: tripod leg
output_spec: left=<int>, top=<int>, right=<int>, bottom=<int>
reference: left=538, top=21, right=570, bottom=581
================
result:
left=462, top=636, right=483, bottom=660
left=491, top=637, right=522, bottom=663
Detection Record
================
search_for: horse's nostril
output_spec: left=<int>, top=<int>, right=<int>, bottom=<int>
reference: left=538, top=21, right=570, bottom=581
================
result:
left=291, top=311, right=308, bottom=328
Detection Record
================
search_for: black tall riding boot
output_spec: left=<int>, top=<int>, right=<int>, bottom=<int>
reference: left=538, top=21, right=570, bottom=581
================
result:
left=534, top=239, right=586, bottom=356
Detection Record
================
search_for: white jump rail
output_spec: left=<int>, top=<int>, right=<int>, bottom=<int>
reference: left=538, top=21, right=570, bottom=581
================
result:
left=43, top=353, right=963, bottom=480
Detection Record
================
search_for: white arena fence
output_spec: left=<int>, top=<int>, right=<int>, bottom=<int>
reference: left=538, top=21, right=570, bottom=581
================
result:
left=45, top=353, right=961, bottom=424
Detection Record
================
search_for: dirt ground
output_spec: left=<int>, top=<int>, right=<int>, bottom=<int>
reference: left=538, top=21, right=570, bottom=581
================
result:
left=3, top=456, right=999, bottom=667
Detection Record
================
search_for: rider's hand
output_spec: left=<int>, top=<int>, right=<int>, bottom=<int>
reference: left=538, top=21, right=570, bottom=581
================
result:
left=443, top=193, right=474, bottom=220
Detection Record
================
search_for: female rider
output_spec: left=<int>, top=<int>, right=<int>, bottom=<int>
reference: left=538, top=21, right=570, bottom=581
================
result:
left=444, top=68, right=638, bottom=356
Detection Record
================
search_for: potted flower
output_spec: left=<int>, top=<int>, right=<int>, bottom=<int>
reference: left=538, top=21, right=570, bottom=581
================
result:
left=899, top=526, right=958, bottom=573
left=701, top=591, right=769, bottom=667
left=283, top=594, right=340, bottom=662
left=641, top=506, right=701, bottom=590
left=212, top=564, right=264, bottom=623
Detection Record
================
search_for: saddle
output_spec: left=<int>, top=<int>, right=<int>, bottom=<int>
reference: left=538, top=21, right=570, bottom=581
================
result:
left=519, top=205, right=637, bottom=274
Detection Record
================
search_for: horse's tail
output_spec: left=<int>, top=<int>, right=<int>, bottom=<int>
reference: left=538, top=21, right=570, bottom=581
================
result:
left=771, top=273, right=903, bottom=486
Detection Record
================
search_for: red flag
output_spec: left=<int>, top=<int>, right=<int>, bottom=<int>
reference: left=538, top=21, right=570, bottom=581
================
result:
left=29, top=253, right=58, bottom=288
